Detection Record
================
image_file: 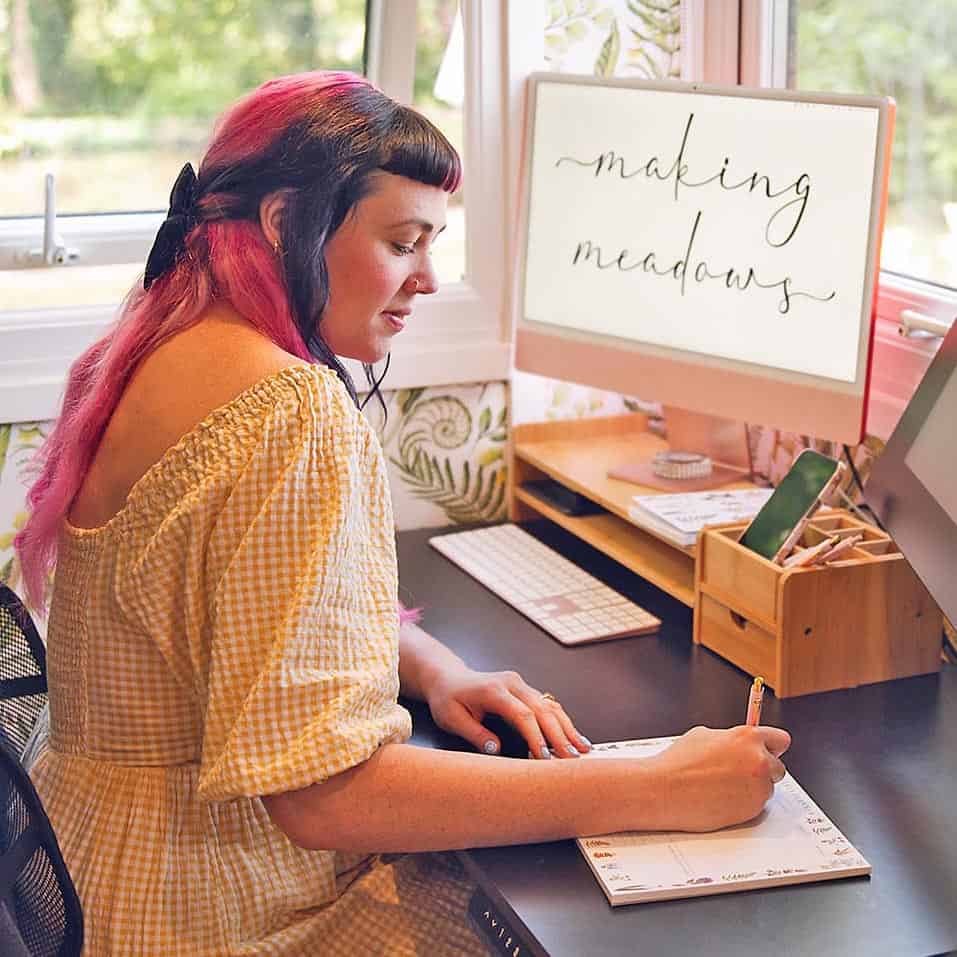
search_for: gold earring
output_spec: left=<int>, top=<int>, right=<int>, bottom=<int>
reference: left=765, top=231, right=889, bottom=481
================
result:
left=273, top=238, right=283, bottom=256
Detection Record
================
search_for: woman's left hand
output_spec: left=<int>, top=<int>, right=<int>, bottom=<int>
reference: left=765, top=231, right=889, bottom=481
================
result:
left=425, top=664, right=592, bottom=759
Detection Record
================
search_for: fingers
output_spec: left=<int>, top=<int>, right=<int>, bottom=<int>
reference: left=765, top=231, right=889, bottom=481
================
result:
left=750, top=726, right=789, bottom=784
left=431, top=669, right=592, bottom=759
left=522, top=690, right=590, bottom=758
left=440, top=700, right=504, bottom=756
left=737, top=725, right=790, bottom=781
left=756, top=726, right=792, bottom=757
left=485, top=680, right=591, bottom=760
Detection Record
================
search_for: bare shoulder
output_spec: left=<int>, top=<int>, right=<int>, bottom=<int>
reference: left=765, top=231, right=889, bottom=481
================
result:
left=70, top=306, right=310, bottom=528
left=117, top=305, right=311, bottom=453
left=139, top=307, right=310, bottom=417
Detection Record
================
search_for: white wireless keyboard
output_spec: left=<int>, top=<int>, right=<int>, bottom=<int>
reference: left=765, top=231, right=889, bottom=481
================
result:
left=429, top=524, right=660, bottom=645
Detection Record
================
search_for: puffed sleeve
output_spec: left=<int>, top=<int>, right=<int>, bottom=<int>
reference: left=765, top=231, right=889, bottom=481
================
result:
left=195, top=368, right=411, bottom=802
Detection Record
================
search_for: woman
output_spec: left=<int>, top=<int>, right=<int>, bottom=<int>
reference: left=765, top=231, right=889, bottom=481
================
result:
left=17, top=72, right=789, bottom=955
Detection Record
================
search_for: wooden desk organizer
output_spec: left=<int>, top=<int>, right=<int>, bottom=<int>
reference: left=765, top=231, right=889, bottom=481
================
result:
left=693, top=510, right=942, bottom=698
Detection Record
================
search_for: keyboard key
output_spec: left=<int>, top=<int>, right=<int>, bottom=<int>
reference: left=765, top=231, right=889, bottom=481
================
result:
left=429, top=524, right=660, bottom=645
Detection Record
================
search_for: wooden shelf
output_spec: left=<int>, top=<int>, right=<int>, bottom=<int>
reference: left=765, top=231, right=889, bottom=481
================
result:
left=509, top=414, right=756, bottom=608
left=513, top=487, right=696, bottom=606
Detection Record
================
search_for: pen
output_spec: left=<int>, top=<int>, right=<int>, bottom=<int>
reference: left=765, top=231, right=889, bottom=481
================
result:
left=746, top=676, right=764, bottom=726
left=809, top=533, right=864, bottom=566
left=782, top=535, right=840, bottom=569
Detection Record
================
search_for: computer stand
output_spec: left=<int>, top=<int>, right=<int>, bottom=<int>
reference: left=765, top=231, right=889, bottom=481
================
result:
left=508, top=413, right=758, bottom=607
left=606, top=406, right=754, bottom=492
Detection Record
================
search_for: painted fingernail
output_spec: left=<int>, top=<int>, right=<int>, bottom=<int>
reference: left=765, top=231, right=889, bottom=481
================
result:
left=578, top=735, right=592, bottom=748
left=539, top=746, right=552, bottom=760
left=565, top=744, right=580, bottom=756
left=483, top=740, right=499, bottom=755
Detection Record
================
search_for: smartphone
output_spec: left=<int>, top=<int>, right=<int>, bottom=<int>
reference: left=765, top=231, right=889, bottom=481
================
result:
left=739, top=450, right=846, bottom=564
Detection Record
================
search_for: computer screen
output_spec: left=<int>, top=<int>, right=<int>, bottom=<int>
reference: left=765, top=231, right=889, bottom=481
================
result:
left=866, top=320, right=957, bottom=625
left=513, top=75, right=894, bottom=444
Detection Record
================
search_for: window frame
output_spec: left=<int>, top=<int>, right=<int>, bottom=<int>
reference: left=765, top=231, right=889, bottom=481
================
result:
left=0, top=0, right=516, bottom=423
left=684, top=0, right=956, bottom=440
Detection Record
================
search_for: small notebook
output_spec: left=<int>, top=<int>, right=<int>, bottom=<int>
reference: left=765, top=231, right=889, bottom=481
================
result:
left=627, top=488, right=774, bottom=548
left=577, top=738, right=871, bottom=906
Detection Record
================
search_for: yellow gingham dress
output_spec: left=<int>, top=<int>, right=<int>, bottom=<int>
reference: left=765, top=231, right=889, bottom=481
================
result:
left=29, top=364, right=486, bottom=956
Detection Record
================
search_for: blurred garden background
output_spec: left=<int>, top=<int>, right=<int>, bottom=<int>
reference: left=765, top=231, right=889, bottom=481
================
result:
left=791, top=0, right=957, bottom=289
left=2, top=0, right=957, bottom=293
left=0, top=0, right=466, bottom=300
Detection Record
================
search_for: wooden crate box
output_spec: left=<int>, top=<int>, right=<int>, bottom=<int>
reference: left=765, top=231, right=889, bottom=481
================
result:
left=693, top=510, right=942, bottom=698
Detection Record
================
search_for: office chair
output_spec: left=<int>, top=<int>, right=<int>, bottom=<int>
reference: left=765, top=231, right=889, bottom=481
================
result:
left=0, top=733, right=83, bottom=956
left=0, top=585, right=48, bottom=755
left=0, top=586, right=83, bottom=955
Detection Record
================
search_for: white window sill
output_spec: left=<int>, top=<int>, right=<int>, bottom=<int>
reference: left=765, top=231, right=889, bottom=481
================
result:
left=0, top=301, right=510, bottom=423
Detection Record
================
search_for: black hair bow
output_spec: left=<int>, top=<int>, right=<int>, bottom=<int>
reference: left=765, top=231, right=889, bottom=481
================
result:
left=143, top=163, right=199, bottom=290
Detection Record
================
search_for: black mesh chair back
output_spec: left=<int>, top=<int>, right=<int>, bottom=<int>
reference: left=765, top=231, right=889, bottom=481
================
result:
left=0, top=734, right=83, bottom=956
left=0, top=586, right=48, bottom=755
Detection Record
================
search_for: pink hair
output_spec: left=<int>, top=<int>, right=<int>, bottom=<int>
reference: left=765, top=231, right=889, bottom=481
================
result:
left=398, top=603, right=423, bottom=627
left=14, top=72, right=377, bottom=610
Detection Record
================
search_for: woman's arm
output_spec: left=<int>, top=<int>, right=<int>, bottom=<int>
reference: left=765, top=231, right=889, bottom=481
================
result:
left=397, top=619, right=591, bottom=759
left=262, top=724, right=791, bottom=853
left=397, top=617, right=468, bottom=702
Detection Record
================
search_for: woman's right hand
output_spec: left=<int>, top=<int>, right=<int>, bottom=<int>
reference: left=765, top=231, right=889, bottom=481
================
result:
left=644, top=725, right=792, bottom=832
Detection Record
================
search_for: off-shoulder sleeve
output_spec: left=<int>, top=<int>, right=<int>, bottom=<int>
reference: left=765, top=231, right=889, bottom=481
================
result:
left=195, top=369, right=411, bottom=803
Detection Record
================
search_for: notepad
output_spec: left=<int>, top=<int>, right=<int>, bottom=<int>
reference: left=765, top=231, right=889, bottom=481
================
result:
left=577, top=737, right=871, bottom=906
left=627, top=488, right=774, bottom=548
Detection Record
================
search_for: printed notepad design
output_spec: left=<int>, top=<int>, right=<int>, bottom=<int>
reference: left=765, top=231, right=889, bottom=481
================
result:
left=577, top=738, right=871, bottom=906
left=627, top=488, right=774, bottom=548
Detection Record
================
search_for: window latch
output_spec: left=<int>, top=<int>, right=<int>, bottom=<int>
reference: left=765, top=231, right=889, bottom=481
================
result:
left=898, top=310, right=952, bottom=340
left=16, top=173, right=81, bottom=267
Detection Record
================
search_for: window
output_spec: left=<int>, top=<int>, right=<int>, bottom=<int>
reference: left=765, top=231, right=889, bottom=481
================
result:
left=412, top=0, right=466, bottom=284
left=0, top=0, right=513, bottom=422
left=789, top=1, right=957, bottom=292
left=688, top=0, right=957, bottom=439
left=1, top=0, right=366, bottom=311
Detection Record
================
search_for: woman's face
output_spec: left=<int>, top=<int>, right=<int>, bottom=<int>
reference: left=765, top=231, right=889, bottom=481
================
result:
left=320, top=172, right=448, bottom=364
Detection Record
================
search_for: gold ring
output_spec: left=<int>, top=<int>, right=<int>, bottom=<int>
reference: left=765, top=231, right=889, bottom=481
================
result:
left=542, top=692, right=558, bottom=703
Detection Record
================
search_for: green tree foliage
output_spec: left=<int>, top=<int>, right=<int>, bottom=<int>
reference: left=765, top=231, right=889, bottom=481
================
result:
left=413, top=0, right=458, bottom=105
left=2, top=0, right=458, bottom=133
left=795, top=0, right=957, bottom=226
left=5, top=0, right=460, bottom=120
left=17, top=0, right=367, bottom=118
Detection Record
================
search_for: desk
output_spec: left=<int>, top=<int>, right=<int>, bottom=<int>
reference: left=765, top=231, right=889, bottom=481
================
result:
left=398, top=523, right=957, bottom=957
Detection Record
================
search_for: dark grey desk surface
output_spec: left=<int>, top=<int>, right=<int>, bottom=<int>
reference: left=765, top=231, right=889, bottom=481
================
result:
left=398, top=523, right=957, bottom=957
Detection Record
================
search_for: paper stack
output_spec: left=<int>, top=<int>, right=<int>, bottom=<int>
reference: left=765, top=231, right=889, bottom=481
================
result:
left=628, top=488, right=774, bottom=548
left=578, top=737, right=871, bottom=906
